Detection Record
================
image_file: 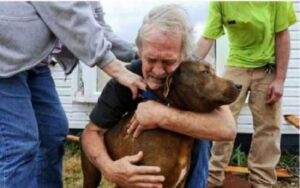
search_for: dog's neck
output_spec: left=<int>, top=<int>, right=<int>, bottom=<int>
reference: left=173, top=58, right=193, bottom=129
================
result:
left=140, top=89, right=173, bottom=106
left=144, top=83, right=193, bottom=111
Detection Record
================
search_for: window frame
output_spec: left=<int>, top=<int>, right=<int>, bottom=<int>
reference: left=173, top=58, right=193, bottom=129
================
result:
left=71, top=63, right=100, bottom=103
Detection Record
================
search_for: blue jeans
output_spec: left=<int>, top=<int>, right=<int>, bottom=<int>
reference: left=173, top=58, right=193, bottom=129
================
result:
left=186, top=140, right=210, bottom=188
left=0, top=66, right=68, bottom=188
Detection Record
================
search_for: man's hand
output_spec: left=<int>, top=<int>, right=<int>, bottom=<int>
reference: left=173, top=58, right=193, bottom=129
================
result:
left=102, top=59, right=146, bottom=99
left=267, top=29, right=290, bottom=105
left=116, top=70, right=146, bottom=99
left=104, top=151, right=165, bottom=188
left=266, top=79, right=284, bottom=104
left=127, top=101, right=166, bottom=138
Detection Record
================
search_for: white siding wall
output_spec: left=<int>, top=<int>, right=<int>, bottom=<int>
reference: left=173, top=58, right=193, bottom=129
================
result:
left=51, top=2, right=300, bottom=133
left=50, top=65, right=94, bottom=129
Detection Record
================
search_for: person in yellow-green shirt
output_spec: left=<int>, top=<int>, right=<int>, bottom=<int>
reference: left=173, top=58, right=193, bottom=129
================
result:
left=194, top=2, right=297, bottom=188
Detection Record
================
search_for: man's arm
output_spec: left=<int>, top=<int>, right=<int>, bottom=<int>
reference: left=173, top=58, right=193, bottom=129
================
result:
left=266, top=29, right=290, bottom=104
left=90, top=1, right=137, bottom=62
left=31, top=2, right=145, bottom=98
left=128, top=101, right=236, bottom=141
left=81, top=122, right=165, bottom=188
left=194, top=37, right=215, bottom=58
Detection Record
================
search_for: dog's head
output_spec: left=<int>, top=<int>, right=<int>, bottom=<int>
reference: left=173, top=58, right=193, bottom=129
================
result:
left=162, top=59, right=241, bottom=112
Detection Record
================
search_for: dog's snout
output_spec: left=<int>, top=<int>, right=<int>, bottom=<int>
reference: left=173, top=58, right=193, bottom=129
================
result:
left=235, top=84, right=242, bottom=91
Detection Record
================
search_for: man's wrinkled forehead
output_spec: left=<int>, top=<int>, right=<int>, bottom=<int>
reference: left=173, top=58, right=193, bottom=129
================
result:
left=142, top=25, right=182, bottom=42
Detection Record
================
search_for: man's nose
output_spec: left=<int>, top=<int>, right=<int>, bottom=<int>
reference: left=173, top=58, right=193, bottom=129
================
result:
left=153, top=62, right=166, bottom=75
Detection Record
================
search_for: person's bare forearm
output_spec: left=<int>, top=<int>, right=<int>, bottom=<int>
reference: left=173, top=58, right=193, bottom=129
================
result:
left=194, top=37, right=215, bottom=58
left=159, top=105, right=236, bottom=141
left=81, top=122, right=113, bottom=174
left=102, top=59, right=126, bottom=79
left=275, top=29, right=290, bottom=83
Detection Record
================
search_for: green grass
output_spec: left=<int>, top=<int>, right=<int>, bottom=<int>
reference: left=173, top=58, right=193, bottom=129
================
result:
left=63, top=143, right=299, bottom=187
left=230, top=145, right=248, bottom=167
left=63, top=141, right=116, bottom=188
left=65, top=142, right=80, bottom=156
left=63, top=144, right=82, bottom=188
left=278, top=150, right=299, bottom=178
left=278, top=150, right=299, bottom=168
left=230, top=145, right=299, bottom=177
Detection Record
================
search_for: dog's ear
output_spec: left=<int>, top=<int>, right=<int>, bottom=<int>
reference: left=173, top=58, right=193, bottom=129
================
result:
left=163, top=75, right=173, bottom=98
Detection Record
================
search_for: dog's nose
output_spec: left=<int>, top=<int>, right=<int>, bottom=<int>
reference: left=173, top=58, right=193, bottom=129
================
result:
left=235, top=84, right=242, bottom=91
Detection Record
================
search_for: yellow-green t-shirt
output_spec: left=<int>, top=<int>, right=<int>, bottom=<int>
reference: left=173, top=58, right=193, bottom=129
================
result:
left=202, top=2, right=297, bottom=68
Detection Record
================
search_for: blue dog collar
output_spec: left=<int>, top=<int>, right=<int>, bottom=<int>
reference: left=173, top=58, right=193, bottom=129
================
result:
left=139, top=90, right=172, bottom=106
left=140, top=90, right=159, bottom=101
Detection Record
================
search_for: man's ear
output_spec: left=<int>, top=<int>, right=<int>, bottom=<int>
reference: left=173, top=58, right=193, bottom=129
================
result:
left=163, top=75, right=173, bottom=98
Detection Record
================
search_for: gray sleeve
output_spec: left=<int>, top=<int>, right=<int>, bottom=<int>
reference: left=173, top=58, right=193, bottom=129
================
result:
left=30, top=1, right=115, bottom=68
left=90, top=2, right=137, bottom=62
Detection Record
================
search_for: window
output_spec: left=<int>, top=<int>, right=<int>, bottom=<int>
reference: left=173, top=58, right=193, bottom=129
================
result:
left=72, top=0, right=211, bottom=102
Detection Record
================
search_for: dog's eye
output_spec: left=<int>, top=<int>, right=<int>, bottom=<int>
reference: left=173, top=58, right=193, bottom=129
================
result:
left=201, top=70, right=210, bottom=75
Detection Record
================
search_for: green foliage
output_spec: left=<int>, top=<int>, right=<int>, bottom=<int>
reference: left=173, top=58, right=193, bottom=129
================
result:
left=230, top=145, right=248, bottom=167
left=278, top=151, right=299, bottom=168
left=65, top=142, right=80, bottom=156
left=230, top=145, right=299, bottom=175
left=278, top=150, right=299, bottom=177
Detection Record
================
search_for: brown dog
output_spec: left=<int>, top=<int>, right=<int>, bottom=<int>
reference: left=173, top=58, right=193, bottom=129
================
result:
left=81, top=59, right=241, bottom=188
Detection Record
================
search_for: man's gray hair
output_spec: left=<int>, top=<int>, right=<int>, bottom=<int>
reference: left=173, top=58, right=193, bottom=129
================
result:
left=136, top=4, right=194, bottom=58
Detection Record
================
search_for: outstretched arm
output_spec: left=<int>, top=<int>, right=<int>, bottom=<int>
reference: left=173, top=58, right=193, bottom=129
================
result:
left=194, top=37, right=215, bottom=58
left=32, top=2, right=145, bottom=98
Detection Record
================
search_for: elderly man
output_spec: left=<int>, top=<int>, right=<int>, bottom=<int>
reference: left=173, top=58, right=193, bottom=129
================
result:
left=81, top=4, right=236, bottom=188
